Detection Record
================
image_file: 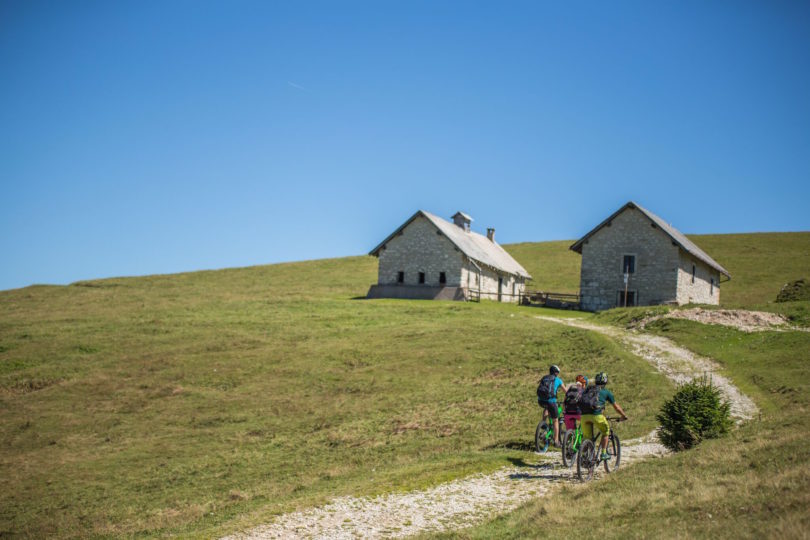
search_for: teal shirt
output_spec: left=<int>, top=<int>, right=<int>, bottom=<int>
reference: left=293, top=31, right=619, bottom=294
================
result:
left=594, top=388, right=615, bottom=415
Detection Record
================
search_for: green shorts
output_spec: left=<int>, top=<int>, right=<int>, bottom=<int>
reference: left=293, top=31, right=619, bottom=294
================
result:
left=580, top=414, right=609, bottom=440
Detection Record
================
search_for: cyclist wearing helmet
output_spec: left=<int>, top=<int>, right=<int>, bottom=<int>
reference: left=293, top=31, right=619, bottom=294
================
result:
left=537, top=364, right=568, bottom=447
left=580, top=372, right=628, bottom=461
left=562, top=374, right=588, bottom=431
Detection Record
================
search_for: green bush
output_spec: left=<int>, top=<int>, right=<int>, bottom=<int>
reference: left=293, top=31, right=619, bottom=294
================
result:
left=776, top=278, right=810, bottom=302
left=656, top=376, right=732, bottom=451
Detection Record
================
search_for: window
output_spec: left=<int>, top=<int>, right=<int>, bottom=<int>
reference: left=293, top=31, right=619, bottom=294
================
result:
left=397, top=271, right=404, bottom=284
left=622, top=255, right=635, bottom=274
left=711, top=277, right=715, bottom=295
left=691, top=264, right=696, bottom=284
left=617, top=290, right=636, bottom=307
left=418, top=272, right=425, bottom=284
left=439, top=272, right=446, bottom=284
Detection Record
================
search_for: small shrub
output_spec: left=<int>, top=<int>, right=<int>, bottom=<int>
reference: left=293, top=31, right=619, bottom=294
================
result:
left=656, top=376, right=732, bottom=451
left=776, top=278, right=810, bottom=302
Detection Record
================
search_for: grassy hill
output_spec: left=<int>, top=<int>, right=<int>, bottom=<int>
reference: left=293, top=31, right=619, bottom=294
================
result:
left=1, top=232, right=808, bottom=538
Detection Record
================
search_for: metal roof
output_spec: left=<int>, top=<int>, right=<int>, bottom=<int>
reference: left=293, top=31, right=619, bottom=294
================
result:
left=569, top=201, right=731, bottom=278
left=369, top=210, right=532, bottom=279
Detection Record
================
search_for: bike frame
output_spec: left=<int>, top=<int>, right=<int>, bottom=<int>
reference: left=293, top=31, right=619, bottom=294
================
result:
left=576, top=415, right=624, bottom=481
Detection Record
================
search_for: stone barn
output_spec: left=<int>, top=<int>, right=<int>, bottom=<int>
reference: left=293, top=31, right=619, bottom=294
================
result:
left=367, top=210, right=531, bottom=302
left=570, top=201, right=731, bottom=311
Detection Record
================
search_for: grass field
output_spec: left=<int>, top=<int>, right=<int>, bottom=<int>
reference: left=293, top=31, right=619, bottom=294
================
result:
left=1, top=260, right=668, bottom=538
left=1, top=232, right=808, bottom=538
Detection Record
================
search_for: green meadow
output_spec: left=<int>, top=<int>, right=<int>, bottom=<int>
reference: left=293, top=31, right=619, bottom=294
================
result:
left=1, top=231, right=808, bottom=538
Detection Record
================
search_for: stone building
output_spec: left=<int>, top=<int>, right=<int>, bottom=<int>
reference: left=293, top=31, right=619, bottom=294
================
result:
left=367, top=210, right=531, bottom=302
left=570, top=201, right=730, bottom=311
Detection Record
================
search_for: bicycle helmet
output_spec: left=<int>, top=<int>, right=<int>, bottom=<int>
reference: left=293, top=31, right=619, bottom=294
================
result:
left=576, top=374, right=588, bottom=386
left=595, top=372, right=608, bottom=385
left=549, top=364, right=560, bottom=375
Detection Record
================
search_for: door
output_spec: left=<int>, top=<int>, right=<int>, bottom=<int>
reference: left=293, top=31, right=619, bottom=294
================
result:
left=498, top=277, right=503, bottom=302
left=617, top=290, right=636, bottom=307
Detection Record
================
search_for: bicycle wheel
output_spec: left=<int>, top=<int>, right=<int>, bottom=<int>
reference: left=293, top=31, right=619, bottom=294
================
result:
left=577, top=439, right=597, bottom=481
left=535, top=421, right=550, bottom=453
left=603, top=432, right=621, bottom=473
left=561, top=429, right=577, bottom=468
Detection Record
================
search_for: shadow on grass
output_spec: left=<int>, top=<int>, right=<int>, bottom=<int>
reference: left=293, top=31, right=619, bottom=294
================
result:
left=506, top=456, right=534, bottom=468
left=482, top=440, right=535, bottom=452
left=506, top=460, right=570, bottom=481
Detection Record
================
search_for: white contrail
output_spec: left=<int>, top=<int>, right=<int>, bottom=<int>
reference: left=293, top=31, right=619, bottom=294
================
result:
left=287, top=81, right=311, bottom=93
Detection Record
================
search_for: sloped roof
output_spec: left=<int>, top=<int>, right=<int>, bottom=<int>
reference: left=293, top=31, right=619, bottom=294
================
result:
left=569, top=201, right=730, bottom=278
left=369, top=210, right=532, bottom=279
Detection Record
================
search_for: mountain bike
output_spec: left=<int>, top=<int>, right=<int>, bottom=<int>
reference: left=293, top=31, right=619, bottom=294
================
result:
left=535, top=404, right=566, bottom=453
left=561, top=418, right=582, bottom=468
left=576, top=416, right=624, bottom=481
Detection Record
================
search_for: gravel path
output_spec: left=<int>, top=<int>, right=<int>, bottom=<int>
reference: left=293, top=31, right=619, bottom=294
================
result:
left=223, top=316, right=755, bottom=539
left=536, top=316, right=758, bottom=421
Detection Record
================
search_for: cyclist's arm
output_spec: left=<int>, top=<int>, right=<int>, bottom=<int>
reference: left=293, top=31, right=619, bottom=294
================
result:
left=611, top=401, right=628, bottom=420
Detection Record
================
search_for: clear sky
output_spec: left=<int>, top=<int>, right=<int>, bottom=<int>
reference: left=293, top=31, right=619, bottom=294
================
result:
left=2, top=1, right=809, bottom=291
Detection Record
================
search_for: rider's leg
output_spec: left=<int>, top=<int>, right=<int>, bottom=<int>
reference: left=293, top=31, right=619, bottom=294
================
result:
left=595, top=415, right=610, bottom=457
left=581, top=415, right=594, bottom=440
left=547, top=403, right=560, bottom=445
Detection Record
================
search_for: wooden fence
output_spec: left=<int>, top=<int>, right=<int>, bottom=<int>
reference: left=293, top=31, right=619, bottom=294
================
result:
left=519, top=290, right=581, bottom=310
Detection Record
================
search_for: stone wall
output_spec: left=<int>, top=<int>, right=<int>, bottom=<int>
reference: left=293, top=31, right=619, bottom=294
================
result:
left=579, top=207, right=680, bottom=311
left=366, top=285, right=468, bottom=301
left=675, top=253, right=721, bottom=305
left=377, top=215, right=465, bottom=286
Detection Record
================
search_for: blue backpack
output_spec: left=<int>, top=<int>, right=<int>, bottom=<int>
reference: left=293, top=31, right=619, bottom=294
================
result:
left=537, top=374, right=556, bottom=402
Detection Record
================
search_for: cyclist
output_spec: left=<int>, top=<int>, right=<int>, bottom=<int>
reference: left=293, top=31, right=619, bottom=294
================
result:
left=563, top=374, right=588, bottom=431
left=579, top=372, right=628, bottom=461
left=537, top=365, right=568, bottom=447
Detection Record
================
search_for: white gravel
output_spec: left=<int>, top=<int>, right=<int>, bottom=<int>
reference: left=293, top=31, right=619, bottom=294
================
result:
left=223, top=316, right=754, bottom=540
left=632, top=307, right=802, bottom=333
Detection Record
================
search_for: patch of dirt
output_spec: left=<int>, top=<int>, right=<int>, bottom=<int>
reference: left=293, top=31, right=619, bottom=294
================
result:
left=632, top=307, right=797, bottom=333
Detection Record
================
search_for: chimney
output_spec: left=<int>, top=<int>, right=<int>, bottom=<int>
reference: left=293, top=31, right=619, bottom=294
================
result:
left=487, top=228, right=495, bottom=242
left=452, top=211, right=472, bottom=232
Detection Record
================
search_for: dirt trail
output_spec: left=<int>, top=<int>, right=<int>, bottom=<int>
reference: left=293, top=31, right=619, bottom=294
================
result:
left=536, top=316, right=757, bottom=422
left=223, top=316, right=755, bottom=539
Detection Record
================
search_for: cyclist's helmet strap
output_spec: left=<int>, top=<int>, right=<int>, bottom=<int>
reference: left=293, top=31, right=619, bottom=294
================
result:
left=595, top=372, right=608, bottom=385
left=550, top=364, right=560, bottom=375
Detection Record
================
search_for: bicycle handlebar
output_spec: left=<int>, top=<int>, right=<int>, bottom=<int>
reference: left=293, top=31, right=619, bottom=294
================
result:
left=605, top=416, right=627, bottom=422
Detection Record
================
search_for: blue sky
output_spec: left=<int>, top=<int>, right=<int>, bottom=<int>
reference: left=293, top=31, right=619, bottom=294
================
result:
left=1, top=1, right=809, bottom=291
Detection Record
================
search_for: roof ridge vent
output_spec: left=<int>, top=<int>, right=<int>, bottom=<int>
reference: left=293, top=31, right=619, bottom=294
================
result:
left=452, top=211, right=472, bottom=232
